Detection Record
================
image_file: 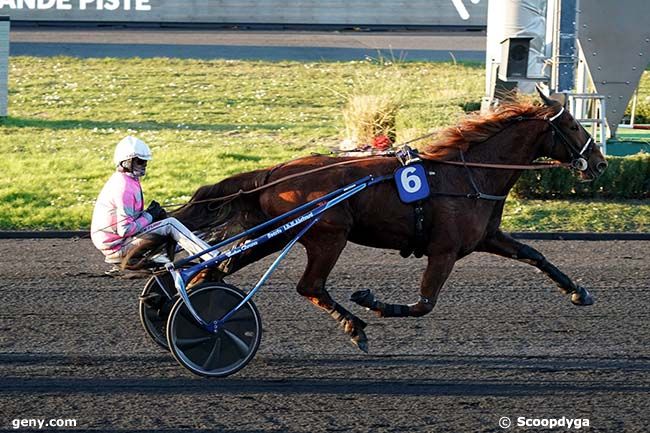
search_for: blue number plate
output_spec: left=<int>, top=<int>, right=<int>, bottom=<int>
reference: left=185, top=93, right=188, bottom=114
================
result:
left=395, top=164, right=430, bottom=203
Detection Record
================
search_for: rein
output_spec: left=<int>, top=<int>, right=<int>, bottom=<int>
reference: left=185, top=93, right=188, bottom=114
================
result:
left=90, top=110, right=577, bottom=236
left=88, top=157, right=386, bottom=237
left=168, top=120, right=572, bottom=209
left=167, top=156, right=388, bottom=208
left=175, top=154, right=566, bottom=209
left=175, top=105, right=591, bottom=212
left=420, top=156, right=569, bottom=170
left=90, top=106, right=589, bottom=239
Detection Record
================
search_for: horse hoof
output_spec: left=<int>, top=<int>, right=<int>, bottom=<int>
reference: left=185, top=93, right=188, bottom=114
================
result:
left=351, top=329, right=369, bottom=353
left=353, top=338, right=369, bottom=353
left=571, top=286, right=595, bottom=306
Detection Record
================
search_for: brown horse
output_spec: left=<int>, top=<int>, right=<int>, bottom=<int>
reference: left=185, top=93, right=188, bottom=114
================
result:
left=153, top=92, right=607, bottom=352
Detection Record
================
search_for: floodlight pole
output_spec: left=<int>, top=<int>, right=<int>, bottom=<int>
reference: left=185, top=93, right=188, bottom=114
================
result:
left=556, top=0, right=577, bottom=92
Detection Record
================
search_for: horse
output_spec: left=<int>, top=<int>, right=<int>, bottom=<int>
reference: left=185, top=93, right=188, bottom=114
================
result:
left=132, top=90, right=608, bottom=352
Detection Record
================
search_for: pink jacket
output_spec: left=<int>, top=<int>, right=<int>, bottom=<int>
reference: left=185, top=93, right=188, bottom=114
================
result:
left=91, top=171, right=153, bottom=255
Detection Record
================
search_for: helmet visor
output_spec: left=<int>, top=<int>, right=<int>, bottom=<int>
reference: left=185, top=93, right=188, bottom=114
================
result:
left=131, top=158, right=148, bottom=177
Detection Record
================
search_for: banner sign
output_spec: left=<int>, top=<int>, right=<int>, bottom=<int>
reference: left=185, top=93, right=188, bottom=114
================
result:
left=0, top=0, right=151, bottom=11
left=0, top=0, right=487, bottom=25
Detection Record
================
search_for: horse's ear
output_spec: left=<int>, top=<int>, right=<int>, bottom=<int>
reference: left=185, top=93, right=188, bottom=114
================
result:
left=536, top=83, right=559, bottom=106
left=549, top=92, right=568, bottom=107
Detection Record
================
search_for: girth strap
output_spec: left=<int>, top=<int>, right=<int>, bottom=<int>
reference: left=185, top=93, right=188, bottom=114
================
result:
left=413, top=200, right=427, bottom=258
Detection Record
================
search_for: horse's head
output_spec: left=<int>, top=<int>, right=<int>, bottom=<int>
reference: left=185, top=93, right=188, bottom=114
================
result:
left=537, top=87, right=608, bottom=181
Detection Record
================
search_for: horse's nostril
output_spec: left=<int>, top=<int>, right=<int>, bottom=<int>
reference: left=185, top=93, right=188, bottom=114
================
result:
left=597, top=161, right=608, bottom=172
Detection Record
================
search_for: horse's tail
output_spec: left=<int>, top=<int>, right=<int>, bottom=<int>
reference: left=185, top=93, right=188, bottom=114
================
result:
left=119, top=168, right=271, bottom=271
left=172, top=167, right=271, bottom=233
left=169, top=167, right=278, bottom=275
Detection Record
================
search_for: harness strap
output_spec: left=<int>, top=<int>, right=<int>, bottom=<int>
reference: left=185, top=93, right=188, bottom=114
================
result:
left=548, top=106, right=565, bottom=122
left=419, top=154, right=569, bottom=170
left=579, top=137, right=592, bottom=156
left=412, top=200, right=427, bottom=258
left=458, top=151, right=508, bottom=201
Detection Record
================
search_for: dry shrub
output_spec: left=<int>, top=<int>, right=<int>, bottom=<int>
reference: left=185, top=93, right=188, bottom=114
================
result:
left=340, top=57, right=411, bottom=148
left=342, top=94, right=401, bottom=145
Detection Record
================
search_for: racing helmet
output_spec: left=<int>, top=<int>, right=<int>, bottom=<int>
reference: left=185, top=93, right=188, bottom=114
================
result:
left=113, top=136, right=152, bottom=167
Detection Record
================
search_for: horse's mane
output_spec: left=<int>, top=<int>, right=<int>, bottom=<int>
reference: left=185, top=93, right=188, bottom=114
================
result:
left=422, top=101, right=557, bottom=160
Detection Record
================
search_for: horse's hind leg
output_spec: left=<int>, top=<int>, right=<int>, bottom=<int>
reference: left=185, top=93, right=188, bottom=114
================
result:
left=297, top=234, right=370, bottom=352
left=477, top=230, right=594, bottom=305
left=351, top=253, right=456, bottom=318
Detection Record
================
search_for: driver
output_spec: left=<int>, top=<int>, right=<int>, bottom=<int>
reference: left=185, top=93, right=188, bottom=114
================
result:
left=91, top=136, right=216, bottom=269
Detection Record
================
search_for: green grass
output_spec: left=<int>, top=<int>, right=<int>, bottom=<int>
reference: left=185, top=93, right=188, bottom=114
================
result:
left=502, top=198, right=649, bottom=232
left=1, top=56, right=647, bottom=231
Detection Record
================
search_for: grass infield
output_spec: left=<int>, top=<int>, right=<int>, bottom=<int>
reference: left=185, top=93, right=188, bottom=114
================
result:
left=1, top=56, right=647, bottom=232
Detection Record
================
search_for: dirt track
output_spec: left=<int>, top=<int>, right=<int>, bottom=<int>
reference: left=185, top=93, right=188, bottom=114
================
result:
left=0, top=238, right=648, bottom=432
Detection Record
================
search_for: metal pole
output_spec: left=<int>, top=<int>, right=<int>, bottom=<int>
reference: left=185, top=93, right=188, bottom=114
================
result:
left=629, top=87, right=639, bottom=128
left=557, top=0, right=577, bottom=92
left=551, top=0, right=560, bottom=90
left=599, top=96, right=607, bottom=154
left=0, top=16, right=9, bottom=117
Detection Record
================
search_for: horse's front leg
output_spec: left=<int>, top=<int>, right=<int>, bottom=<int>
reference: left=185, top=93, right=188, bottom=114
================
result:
left=351, top=253, right=456, bottom=318
left=478, top=230, right=594, bottom=305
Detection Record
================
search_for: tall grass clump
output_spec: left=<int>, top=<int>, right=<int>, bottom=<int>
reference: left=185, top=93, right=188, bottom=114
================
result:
left=340, top=56, right=411, bottom=149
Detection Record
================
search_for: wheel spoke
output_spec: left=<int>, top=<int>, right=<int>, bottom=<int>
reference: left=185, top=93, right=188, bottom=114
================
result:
left=176, top=336, right=213, bottom=350
left=223, top=329, right=251, bottom=356
left=153, top=275, right=174, bottom=300
left=202, top=336, right=222, bottom=370
left=159, top=287, right=174, bottom=300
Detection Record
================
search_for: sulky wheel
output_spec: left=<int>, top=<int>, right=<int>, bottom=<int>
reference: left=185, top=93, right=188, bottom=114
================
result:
left=139, top=272, right=177, bottom=351
left=166, top=282, right=262, bottom=378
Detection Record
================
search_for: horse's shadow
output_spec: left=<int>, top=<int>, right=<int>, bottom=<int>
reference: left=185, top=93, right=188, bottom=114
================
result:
left=0, top=116, right=293, bottom=132
left=1, top=353, right=648, bottom=397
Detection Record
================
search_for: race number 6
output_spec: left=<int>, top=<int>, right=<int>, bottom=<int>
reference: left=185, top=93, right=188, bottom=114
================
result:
left=395, top=164, right=430, bottom=203
left=400, top=166, right=422, bottom=193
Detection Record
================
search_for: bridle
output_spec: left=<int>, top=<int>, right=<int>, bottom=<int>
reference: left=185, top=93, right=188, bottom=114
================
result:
left=545, top=106, right=594, bottom=172
left=418, top=105, right=595, bottom=174
left=414, top=105, right=598, bottom=201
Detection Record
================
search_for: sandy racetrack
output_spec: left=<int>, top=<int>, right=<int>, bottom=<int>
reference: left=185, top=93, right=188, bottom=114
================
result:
left=0, top=238, right=648, bottom=432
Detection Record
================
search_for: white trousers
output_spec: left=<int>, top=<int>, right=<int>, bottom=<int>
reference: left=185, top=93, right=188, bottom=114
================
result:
left=122, top=217, right=216, bottom=262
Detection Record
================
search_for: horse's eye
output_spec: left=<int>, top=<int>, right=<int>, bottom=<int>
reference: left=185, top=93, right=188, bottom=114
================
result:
left=571, top=125, right=579, bottom=131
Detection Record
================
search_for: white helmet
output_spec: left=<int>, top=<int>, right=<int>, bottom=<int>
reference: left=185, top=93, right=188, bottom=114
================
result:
left=113, top=136, right=152, bottom=167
